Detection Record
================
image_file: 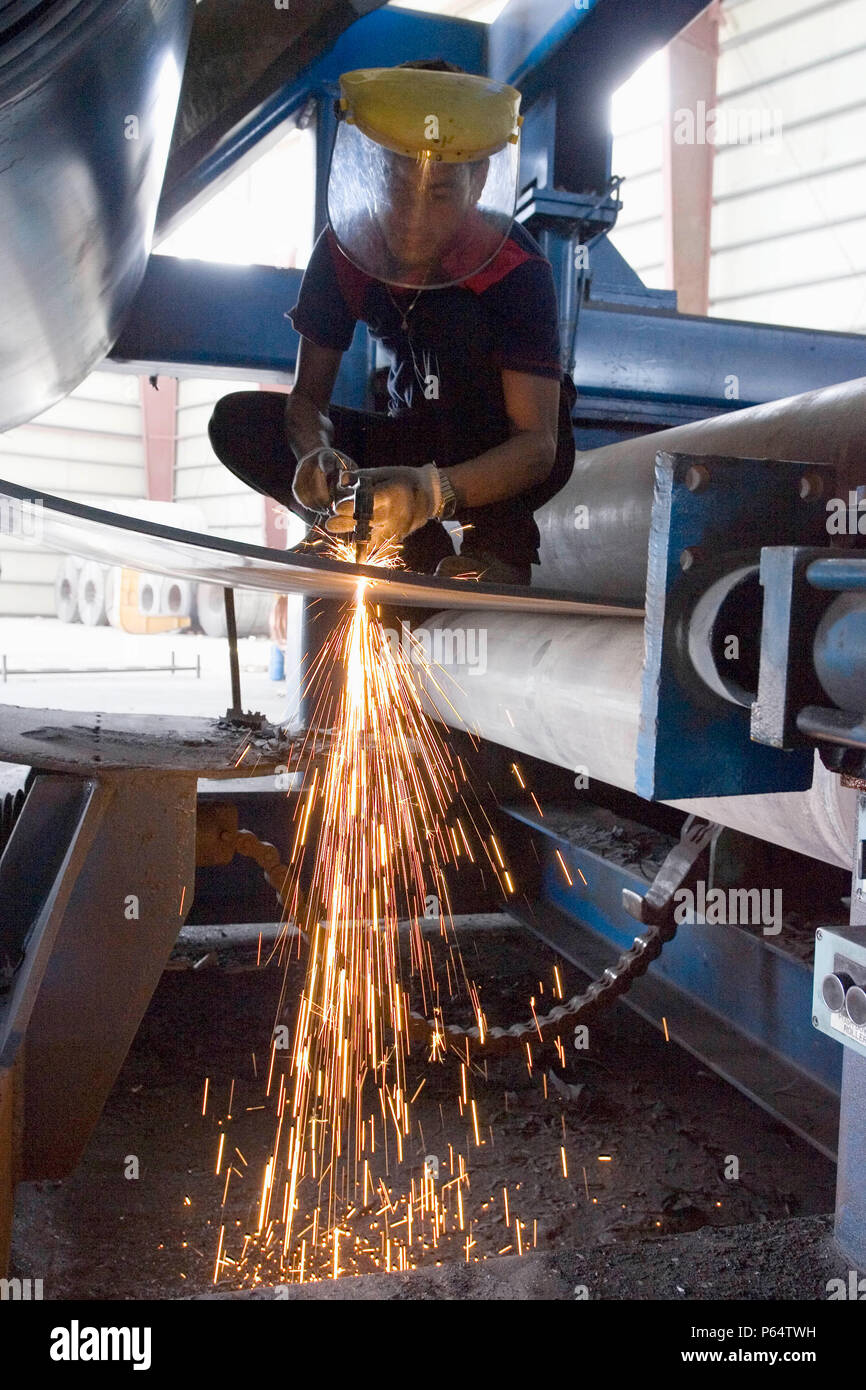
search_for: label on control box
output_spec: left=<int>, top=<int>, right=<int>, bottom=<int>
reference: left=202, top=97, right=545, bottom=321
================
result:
left=830, top=1010, right=866, bottom=1047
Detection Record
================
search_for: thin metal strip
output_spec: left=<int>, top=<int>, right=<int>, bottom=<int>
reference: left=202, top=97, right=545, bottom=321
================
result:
left=0, top=478, right=642, bottom=619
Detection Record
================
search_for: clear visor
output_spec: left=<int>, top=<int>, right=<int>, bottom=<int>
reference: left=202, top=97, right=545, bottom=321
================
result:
left=326, top=120, right=519, bottom=289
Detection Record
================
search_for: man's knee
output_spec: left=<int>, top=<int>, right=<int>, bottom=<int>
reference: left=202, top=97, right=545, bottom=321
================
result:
left=207, top=391, right=260, bottom=464
left=207, top=390, right=300, bottom=510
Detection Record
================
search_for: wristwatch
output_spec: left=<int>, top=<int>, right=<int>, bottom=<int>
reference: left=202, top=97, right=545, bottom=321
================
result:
left=435, top=468, right=458, bottom=521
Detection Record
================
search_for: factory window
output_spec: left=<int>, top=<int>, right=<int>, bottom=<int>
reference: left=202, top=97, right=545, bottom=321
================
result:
left=155, top=125, right=316, bottom=270
left=608, top=47, right=668, bottom=293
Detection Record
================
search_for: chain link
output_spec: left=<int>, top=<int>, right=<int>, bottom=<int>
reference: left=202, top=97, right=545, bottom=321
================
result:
left=232, top=827, right=686, bottom=1057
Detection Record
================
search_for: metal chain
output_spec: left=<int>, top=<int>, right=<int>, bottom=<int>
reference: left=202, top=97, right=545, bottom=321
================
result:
left=231, top=822, right=709, bottom=1058
left=404, top=912, right=678, bottom=1056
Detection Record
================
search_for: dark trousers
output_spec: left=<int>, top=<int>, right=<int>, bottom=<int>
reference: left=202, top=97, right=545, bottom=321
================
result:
left=208, top=387, right=576, bottom=579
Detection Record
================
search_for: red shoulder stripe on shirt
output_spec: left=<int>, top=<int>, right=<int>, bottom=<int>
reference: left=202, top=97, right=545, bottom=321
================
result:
left=461, top=236, right=544, bottom=295
left=326, top=227, right=371, bottom=320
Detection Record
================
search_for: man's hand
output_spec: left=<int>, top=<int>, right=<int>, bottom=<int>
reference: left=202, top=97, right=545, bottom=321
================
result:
left=292, top=447, right=354, bottom=512
left=325, top=464, right=439, bottom=546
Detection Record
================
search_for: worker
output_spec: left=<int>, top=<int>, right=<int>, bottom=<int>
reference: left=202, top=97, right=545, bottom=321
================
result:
left=208, top=60, right=577, bottom=586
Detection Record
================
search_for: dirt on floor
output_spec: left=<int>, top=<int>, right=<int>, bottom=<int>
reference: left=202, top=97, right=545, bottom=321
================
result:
left=204, top=1215, right=846, bottom=1301
left=10, top=923, right=838, bottom=1300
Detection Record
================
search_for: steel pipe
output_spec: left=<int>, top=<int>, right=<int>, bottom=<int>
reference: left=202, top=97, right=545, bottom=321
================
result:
left=420, top=613, right=645, bottom=793
left=535, top=377, right=866, bottom=602
left=813, top=593, right=866, bottom=714
left=416, top=611, right=855, bottom=868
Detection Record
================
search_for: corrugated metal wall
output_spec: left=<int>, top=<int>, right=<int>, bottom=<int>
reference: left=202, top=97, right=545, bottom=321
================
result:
left=0, top=373, right=271, bottom=617
left=0, top=372, right=145, bottom=616
left=711, top=0, right=866, bottom=331
left=609, top=0, right=866, bottom=333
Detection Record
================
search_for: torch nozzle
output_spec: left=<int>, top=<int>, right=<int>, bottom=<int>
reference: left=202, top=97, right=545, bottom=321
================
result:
left=353, top=474, right=374, bottom=566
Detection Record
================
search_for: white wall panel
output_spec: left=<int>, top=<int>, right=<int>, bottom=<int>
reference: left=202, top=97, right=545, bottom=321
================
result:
left=612, top=125, right=666, bottom=178
left=711, top=276, right=866, bottom=333
left=710, top=0, right=866, bottom=333
left=27, top=395, right=142, bottom=436
left=710, top=215, right=866, bottom=302
left=720, top=0, right=834, bottom=37
left=174, top=463, right=242, bottom=500
left=0, top=370, right=147, bottom=616
left=606, top=220, right=666, bottom=278
left=177, top=399, right=228, bottom=440
left=1, top=425, right=143, bottom=467
left=714, top=106, right=866, bottom=198
left=719, top=1, right=866, bottom=95
left=613, top=168, right=665, bottom=224
left=0, top=455, right=145, bottom=497
left=713, top=159, right=866, bottom=246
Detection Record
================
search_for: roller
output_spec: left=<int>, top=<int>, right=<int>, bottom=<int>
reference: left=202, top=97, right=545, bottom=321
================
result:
left=418, top=377, right=866, bottom=867
left=138, top=572, right=194, bottom=622
left=415, top=611, right=855, bottom=870
left=138, top=573, right=165, bottom=617
left=535, top=377, right=866, bottom=602
left=163, top=577, right=195, bottom=623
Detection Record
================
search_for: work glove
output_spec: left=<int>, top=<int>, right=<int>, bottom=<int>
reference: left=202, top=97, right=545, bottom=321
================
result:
left=292, top=447, right=355, bottom=513
left=325, top=464, right=441, bottom=546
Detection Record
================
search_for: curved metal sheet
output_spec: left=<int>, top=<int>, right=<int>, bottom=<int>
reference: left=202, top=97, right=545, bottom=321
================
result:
left=0, top=0, right=194, bottom=430
left=0, top=479, right=642, bottom=617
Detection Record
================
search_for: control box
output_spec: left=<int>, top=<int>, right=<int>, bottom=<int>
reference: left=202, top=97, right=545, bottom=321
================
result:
left=813, top=925, right=866, bottom=1059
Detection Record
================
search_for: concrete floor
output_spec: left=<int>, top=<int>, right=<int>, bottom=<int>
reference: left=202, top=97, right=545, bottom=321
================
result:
left=9, top=924, right=843, bottom=1301
left=0, top=615, right=298, bottom=724
left=203, top=1215, right=847, bottom=1300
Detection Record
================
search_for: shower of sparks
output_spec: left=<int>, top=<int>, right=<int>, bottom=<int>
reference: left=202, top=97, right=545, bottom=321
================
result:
left=213, top=534, right=531, bottom=1285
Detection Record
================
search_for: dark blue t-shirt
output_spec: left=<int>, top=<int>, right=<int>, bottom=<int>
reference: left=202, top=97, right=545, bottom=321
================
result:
left=289, top=220, right=562, bottom=467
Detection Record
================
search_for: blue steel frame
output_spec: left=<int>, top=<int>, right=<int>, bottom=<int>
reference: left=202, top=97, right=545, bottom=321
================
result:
left=834, top=795, right=866, bottom=1270
left=504, top=804, right=842, bottom=1158
left=636, top=452, right=833, bottom=800
left=109, top=253, right=866, bottom=419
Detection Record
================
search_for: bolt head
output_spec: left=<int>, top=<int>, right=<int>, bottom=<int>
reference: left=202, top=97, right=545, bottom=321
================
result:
left=680, top=548, right=697, bottom=572
left=799, top=472, right=824, bottom=500
left=685, top=464, right=711, bottom=493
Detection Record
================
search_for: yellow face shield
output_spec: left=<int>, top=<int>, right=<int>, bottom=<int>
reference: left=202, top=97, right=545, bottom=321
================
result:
left=327, top=67, right=522, bottom=289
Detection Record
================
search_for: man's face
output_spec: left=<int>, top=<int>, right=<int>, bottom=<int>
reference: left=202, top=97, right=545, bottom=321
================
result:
left=376, top=152, right=488, bottom=273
